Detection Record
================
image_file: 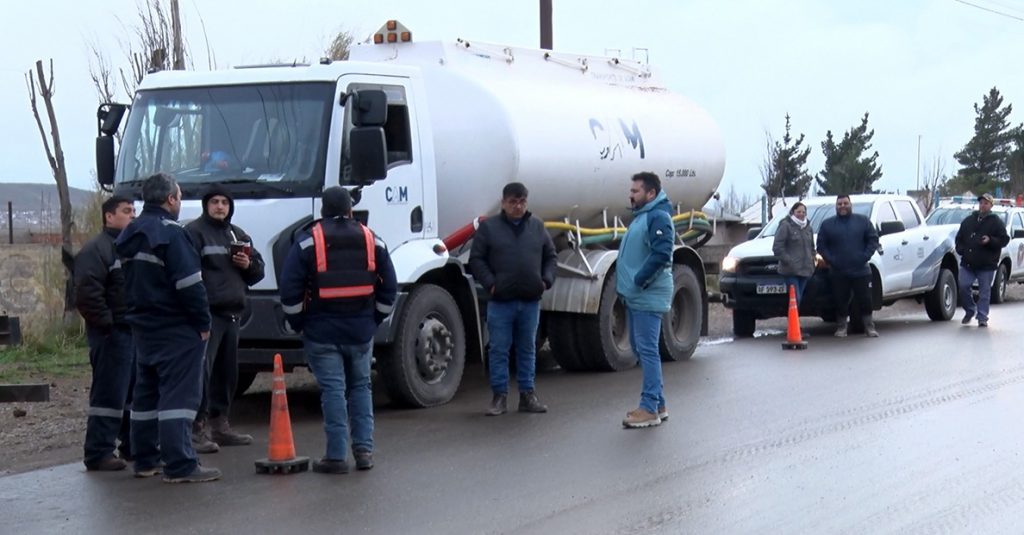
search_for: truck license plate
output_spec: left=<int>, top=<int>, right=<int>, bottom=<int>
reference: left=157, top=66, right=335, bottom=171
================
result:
left=756, top=284, right=787, bottom=295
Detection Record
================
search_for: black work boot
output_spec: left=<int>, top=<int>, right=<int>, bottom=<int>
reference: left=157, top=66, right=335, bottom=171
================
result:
left=191, top=418, right=220, bottom=454
left=486, top=393, right=508, bottom=416
left=863, top=316, right=879, bottom=338
left=518, top=391, right=548, bottom=413
left=210, top=415, right=253, bottom=446
left=354, top=450, right=374, bottom=471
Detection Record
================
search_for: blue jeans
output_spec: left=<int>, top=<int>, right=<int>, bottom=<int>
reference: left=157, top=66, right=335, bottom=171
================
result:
left=486, top=299, right=541, bottom=394
left=784, top=276, right=808, bottom=304
left=628, top=308, right=665, bottom=414
left=303, top=336, right=374, bottom=460
left=959, top=266, right=995, bottom=321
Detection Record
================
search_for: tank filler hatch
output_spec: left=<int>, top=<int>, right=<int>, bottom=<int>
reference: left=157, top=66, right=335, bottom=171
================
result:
left=373, top=20, right=413, bottom=45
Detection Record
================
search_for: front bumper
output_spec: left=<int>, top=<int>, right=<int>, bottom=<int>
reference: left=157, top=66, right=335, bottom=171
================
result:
left=719, top=271, right=834, bottom=320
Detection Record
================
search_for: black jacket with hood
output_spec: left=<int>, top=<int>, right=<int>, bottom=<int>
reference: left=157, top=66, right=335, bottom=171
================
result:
left=185, top=186, right=265, bottom=315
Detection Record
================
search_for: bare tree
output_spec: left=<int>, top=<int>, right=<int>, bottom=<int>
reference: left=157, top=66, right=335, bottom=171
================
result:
left=325, top=29, right=355, bottom=61
left=26, top=59, right=75, bottom=311
left=920, top=154, right=949, bottom=215
left=119, top=0, right=190, bottom=96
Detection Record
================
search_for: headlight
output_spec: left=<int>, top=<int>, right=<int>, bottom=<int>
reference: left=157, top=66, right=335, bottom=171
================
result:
left=722, top=256, right=739, bottom=273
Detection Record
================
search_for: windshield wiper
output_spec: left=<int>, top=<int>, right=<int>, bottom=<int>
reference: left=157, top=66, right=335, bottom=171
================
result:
left=217, top=178, right=294, bottom=196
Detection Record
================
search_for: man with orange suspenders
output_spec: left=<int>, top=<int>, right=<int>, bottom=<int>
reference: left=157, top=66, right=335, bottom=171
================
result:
left=279, top=187, right=397, bottom=474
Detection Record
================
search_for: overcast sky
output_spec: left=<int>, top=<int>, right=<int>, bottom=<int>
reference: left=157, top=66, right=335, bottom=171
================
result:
left=2, top=0, right=1023, bottom=202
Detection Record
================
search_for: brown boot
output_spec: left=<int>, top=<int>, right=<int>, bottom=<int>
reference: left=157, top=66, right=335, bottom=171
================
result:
left=191, top=418, right=220, bottom=454
left=210, top=415, right=253, bottom=446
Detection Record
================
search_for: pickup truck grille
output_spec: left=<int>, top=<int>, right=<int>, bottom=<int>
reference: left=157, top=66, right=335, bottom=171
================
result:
left=739, top=257, right=781, bottom=276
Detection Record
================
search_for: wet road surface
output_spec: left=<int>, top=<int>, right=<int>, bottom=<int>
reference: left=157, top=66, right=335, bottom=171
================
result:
left=4, top=304, right=1024, bottom=534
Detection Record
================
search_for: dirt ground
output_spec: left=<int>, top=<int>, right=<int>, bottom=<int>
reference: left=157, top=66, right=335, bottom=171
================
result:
left=1, top=288, right=1013, bottom=476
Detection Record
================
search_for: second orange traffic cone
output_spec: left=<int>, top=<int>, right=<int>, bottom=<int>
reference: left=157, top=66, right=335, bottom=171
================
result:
left=255, top=353, right=310, bottom=474
left=782, top=284, right=808, bottom=350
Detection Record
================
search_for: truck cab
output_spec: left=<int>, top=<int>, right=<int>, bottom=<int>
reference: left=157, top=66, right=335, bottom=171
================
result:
left=719, top=194, right=959, bottom=337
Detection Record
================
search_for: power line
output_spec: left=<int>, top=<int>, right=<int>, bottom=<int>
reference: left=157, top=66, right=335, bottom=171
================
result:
left=952, top=0, right=1024, bottom=21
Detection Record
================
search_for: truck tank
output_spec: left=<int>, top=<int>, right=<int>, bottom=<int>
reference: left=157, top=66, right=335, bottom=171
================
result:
left=349, top=39, right=725, bottom=237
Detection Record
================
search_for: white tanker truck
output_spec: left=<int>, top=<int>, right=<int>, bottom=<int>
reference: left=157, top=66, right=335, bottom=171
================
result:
left=95, top=21, right=726, bottom=407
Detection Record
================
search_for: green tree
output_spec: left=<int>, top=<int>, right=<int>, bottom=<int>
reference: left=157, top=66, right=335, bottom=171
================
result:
left=760, top=114, right=813, bottom=213
left=950, top=87, right=1019, bottom=194
left=815, top=112, right=883, bottom=195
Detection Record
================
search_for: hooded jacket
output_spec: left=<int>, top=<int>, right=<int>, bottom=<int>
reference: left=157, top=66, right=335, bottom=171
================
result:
left=185, top=186, right=265, bottom=315
left=955, top=210, right=1009, bottom=270
left=74, top=226, right=128, bottom=331
left=772, top=216, right=816, bottom=278
left=115, top=204, right=211, bottom=333
left=616, top=190, right=675, bottom=313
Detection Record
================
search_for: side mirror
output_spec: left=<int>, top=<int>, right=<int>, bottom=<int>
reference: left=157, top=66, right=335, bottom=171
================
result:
left=96, top=136, right=116, bottom=186
left=878, top=221, right=905, bottom=236
left=1014, top=229, right=1024, bottom=239
left=746, top=227, right=762, bottom=241
left=351, top=90, right=387, bottom=127
left=349, top=127, right=387, bottom=184
left=98, top=103, right=127, bottom=136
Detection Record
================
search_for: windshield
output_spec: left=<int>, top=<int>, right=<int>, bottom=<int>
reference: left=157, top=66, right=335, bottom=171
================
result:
left=759, top=202, right=873, bottom=237
left=116, top=82, right=334, bottom=198
left=926, top=207, right=1007, bottom=225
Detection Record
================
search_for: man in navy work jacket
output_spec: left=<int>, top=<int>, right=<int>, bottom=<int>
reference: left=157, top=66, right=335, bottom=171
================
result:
left=617, top=172, right=674, bottom=429
left=469, top=181, right=556, bottom=416
left=279, top=187, right=397, bottom=475
left=116, top=172, right=220, bottom=483
left=75, top=195, right=135, bottom=471
left=186, top=185, right=265, bottom=452
left=816, top=194, right=880, bottom=338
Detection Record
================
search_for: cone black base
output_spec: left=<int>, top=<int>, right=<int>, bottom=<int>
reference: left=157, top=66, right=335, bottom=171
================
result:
left=782, top=341, right=808, bottom=350
left=255, top=456, right=310, bottom=474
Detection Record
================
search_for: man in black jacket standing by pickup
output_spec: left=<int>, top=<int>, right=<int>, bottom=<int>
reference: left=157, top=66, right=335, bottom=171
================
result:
left=817, top=194, right=880, bottom=338
left=186, top=186, right=265, bottom=451
left=470, top=182, right=557, bottom=416
left=955, top=193, right=1009, bottom=327
left=75, top=195, right=135, bottom=471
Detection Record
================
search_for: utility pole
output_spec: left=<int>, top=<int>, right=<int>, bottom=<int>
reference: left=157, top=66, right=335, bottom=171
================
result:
left=540, top=0, right=553, bottom=50
left=916, top=134, right=922, bottom=191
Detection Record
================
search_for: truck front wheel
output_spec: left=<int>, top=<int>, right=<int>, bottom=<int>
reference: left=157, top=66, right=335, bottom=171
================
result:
left=659, top=265, right=702, bottom=361
left=379, top=284, right=466, bottom=407
left=925, top=267, right=957, bottom=321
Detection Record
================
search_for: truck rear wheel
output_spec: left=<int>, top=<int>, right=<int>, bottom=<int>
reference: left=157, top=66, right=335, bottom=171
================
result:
left=659, top=265, right=702, bottom=361
left=547, top=313, right=587, bottom=372
left=925, top=267, right=957, bottom=321
left=379, top=284, right=466, bottom=407
left=578, top=273, right=636, bottom=371
left=732, top=310, right=755, bottom=338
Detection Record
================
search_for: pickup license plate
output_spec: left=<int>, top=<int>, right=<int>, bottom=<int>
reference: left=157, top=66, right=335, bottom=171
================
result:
left=756, top=284, right=787, bottom=295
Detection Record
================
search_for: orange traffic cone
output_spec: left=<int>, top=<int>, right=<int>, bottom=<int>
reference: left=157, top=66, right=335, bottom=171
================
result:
left=782, top=284, right=808, bottom=350
left=255, top=354, right=310, bottom=474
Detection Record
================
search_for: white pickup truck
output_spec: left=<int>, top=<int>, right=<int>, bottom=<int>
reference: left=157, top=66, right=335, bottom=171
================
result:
left=719, top=194, right=960, bottom=336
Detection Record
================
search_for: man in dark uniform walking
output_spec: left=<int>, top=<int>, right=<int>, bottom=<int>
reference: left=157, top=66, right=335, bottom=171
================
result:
left=75, top=195, right=135, bottom=471
left=279, top=187, right=397, bottom=474
left=186, top=186, right=265, bottom=452
left=116, top=173, right=220, bottom=483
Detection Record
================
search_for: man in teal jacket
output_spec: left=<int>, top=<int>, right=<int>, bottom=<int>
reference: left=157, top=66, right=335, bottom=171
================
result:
left=617, top=172, right=674, bottom=429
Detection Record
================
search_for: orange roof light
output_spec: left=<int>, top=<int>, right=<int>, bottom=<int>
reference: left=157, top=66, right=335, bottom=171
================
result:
left=373, top=33, right=384, bottom=44
left=400, top=31, right=411, bottom=42
left=387, top=33, right=398, bottom=43
left=386, top=20, right=397, bottom=31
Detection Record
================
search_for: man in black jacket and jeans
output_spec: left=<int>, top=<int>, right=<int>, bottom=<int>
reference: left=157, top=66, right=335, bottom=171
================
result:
left=955, top=193, right=1009, bottom=327
left=470, top=182, right=557, bottom=416
left=75, top=195, right=135, bottom=471
left=186, top=186, right=265, bottom=451
left=817, top=194, right=880, bottom=338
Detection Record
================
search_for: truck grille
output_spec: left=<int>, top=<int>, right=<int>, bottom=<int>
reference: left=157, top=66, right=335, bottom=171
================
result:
left=740, top=257, right=781, bottom=276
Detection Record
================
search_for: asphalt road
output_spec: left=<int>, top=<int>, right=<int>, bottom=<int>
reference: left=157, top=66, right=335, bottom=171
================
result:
left=4, top=303, right=1024, bottom=534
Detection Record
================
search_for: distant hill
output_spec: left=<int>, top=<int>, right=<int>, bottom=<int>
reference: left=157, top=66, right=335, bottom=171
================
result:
left=0, top=183, right=93, bottom=212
